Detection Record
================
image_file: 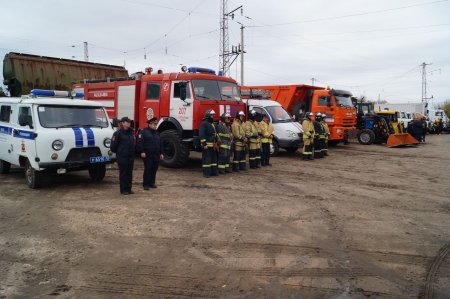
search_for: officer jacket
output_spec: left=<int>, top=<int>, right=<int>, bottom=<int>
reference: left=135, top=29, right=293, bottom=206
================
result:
left=231, top=119, right=245, bottom=146
left=302, top=119, right=315, bottom=140
left=216, top=121, right=232, bottom=148
left=111, top=128, right=135, bottom=158
left=260, top=121, right=275, bottom=143
left=136, top=127, right=161, bottom=158
left=199, top=120, right=217, bottom=147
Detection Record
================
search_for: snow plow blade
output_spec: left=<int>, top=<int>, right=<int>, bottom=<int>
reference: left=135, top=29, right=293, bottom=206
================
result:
left=386, top=133, right=419, bottom=148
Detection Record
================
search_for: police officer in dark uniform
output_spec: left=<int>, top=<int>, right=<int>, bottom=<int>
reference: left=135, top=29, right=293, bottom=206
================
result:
left=136, top=117, right=164, bottom=190
left=199, top=109, right=218, bottom=178
left=111, top=116, right=135, bottom=195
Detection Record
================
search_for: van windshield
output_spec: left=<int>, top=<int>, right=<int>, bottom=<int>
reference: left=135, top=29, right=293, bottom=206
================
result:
left=335, top=95, right=353, bottom=107
left=38, top=105, right=109, bottom=128
left=193, top=79, right=241, bottom=101
left=266, top=106, right=294, bottom=123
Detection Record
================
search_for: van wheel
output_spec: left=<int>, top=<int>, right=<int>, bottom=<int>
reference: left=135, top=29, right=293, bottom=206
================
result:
left=357, top=129, right=375, bottom=145
left=25, top=159, right=42, bottom=189
left=89, top=164, right=106, bottom=181
left=0, top=160, right=11, bottom=174
left=270, top=140, right=280, bottom=156
left=160, top=129, right=189, bottom=168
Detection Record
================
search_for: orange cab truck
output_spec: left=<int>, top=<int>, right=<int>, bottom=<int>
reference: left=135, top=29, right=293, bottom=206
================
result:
left=73, top=67, right=245, bottom=168
left=241, top=85, right=357, bottom=144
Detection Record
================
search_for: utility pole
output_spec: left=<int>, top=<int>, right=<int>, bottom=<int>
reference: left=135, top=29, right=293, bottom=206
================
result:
left=240, top=24, right=244, bottom=85
left=311, top=78, right=316, bottom=86
left=83, top=42, right=89, bottom=62
left=220, top=1, right=242, bottom=76
left=421, top=62, right=432, bottom=103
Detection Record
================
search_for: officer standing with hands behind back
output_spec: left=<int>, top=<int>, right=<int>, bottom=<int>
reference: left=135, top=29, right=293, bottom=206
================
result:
left=136, top=117, right=164, bottom=190
left=111, top=117, right=135, bottom=195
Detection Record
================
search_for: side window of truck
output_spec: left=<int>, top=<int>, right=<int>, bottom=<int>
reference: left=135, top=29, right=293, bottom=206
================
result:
left=318, top=96, right=328, bottom=106
left=147, top=83, right=161, bottom=100
left=173, top=82, right=191, bottom=99
left=0, top=105, right=11, bottom=122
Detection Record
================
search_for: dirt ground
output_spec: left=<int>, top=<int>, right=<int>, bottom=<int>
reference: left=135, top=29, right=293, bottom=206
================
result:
left=1, top=135, right=449, bottom=299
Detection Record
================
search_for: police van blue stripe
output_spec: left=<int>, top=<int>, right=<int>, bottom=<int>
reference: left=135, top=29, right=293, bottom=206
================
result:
left=84, top=128, right=95, bottom=146
left=72, top=128, right=83, bottom=147
left=0, top=125, right=35, bottom=139
left=0, top=125, right=13, bottom=135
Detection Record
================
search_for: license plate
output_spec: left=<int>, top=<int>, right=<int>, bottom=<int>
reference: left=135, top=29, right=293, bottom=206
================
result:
left=90, top=156, right=112, bottom=163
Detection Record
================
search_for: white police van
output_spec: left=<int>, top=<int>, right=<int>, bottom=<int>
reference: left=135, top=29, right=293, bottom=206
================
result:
left=0, top=90, right=115, bottom=188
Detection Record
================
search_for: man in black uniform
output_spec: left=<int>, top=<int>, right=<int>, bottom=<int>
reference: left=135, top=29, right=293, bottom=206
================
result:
left=199, top=109, right=218, bottom=178
left=136, top=117, right=164, bottom=190
left=111, top=117, right=135, bottom=195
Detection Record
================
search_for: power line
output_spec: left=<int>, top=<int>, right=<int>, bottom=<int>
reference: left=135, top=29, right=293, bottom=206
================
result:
left=247, top=0, right=448, bottom=28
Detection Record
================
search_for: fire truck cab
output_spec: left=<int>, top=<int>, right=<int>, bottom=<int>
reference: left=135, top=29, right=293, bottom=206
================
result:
left=73, top=67, right=246, bottom=168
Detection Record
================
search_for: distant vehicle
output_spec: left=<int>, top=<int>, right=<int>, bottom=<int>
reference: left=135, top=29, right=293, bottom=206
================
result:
left=73, top=66, right=246, bottom=168
left=243, top=99, right=303, bottom=156
left=241, top=84, right=357, bottom=145
left=0, top=90, right=116, bottom=188
left=3, top=52, right=128, bottom=97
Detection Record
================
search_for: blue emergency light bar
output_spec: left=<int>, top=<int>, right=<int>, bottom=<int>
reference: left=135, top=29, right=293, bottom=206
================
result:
left=188, top=67, right=216, bottom=75
left=31, top=89, right=84, bottom=98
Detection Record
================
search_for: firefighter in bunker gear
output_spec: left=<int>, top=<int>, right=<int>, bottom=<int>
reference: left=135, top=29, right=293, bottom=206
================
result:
left=313, top=112, right=324, bottom=159
left=302, top=112, right=315, bottom=160
left=260, top=113, right=275, bottom=166
left=111, top=116, right=135, bottom=195
left=244, top=110, right=261, bottom=169
left=321, top=114, right=330, bottom=156
left=232, top=111, right=247, bottom=171
left=216, top=113, right=233, bottom=174
left=199, top=109, right=218, bottom=177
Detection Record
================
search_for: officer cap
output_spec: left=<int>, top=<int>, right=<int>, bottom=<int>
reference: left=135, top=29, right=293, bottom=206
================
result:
left=121, top=116, right=131, bottom=123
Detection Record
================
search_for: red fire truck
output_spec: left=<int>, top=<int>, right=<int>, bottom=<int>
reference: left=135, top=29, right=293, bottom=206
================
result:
left=73, top=67, right=245, bottom=168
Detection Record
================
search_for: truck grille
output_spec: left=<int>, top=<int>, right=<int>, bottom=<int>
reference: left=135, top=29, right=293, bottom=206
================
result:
left=66, top=147, right=101, bottom=162
left=342, top=118, right=354, bottom=127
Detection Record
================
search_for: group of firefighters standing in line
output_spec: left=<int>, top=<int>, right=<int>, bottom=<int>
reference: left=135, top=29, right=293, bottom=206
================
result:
left=199, top=109, right=275, bottom=178
left=301, top=112, right=330, bottom=161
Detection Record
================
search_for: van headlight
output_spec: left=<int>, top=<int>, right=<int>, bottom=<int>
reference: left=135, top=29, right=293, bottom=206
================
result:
left=103, top=138, right=112, bottom=148
left=52, top=140, right=64, bottom=151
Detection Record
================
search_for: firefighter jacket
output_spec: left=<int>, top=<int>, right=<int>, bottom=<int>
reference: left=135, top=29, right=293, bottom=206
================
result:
left=244, top=120, right=260, bottom=150
left=313, top=121, right=324, bottom=138
left=322, top=122, right=330, bottom=139
left=216, top=121, right=232, bottom=150
left=302, top=119, right=315, bottom=140
left=199, top=119, right=217, bottom=148
left=260, top=121, right=275, bottom=144
left=232, top=119, right=246, bottom=147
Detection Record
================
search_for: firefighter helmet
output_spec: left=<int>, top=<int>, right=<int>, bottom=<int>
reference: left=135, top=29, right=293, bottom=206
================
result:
left=204, top=109, right=216, bottom=120
left=306, top=112, right=313, bottom=118
left=236, top=111, right=245, bottom=118
left=221, top=113, right=231, bottom=121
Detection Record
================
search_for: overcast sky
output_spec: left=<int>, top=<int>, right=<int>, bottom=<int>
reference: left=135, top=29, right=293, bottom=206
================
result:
left=1, top=0, right=449, bottom=105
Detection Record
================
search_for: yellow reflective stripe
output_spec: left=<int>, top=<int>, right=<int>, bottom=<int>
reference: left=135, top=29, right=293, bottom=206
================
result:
left=200, top=139, right=206, bottom=142
left=218, top=133, right=231, bottom=137
left=303, top=151, right=312, bottom=155
left=220, top=145, right=230, bottom=149
left=206, top=142, right=214, bottom=146
left=218, top=165, right=226, bottom=169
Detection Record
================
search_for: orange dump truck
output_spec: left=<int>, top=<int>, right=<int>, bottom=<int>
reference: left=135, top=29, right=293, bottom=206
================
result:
left=241, top=85, right=357, bottom=144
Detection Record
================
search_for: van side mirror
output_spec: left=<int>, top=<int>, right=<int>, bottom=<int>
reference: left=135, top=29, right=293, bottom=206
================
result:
left=179, top=81, right=187, bottom=101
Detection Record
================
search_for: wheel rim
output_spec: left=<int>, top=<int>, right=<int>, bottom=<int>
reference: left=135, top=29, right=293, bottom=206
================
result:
left=269, top=144, right=274, bottom=155
left=25, top=164, right=33, bottom=184
left=360, top=132, right=371, bottom=143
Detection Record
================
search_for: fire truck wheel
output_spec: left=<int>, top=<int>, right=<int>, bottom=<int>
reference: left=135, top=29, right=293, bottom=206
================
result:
left=88, top=164, right=106, bottom=181
left=25, top=159, right=42, bottom=189
left=0, top=159, right=11, bottom=174
left=357, top=129, right=375, bottom=145
left=270, top=140, right=280, bottom=156
left=160, top=130, right=189, bottom=168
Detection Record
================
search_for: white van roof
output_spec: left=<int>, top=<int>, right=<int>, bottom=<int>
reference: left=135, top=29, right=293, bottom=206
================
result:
left=0, top=97, right=104, bottom=107
left=243, top=99, right=282, bottom=107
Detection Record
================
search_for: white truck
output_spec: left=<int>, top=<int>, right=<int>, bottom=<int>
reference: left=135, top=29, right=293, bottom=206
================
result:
left=0, top=90, right=115, bottom=188
left=376, top=102, right=427, bottom=129
left=243, top=99, right=303, bottom=155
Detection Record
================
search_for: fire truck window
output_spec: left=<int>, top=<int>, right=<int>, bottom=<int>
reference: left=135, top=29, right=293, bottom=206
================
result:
left=173, top=82, right=191, bottom=99
left=0, top=105, right=11, bottom=122
left=318, top=96, right=328, bottom=106
left=147, top=83, right=161, bottom=100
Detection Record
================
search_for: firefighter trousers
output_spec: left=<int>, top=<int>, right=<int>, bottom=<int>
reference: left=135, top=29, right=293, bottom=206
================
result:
left=202, top=147, right=218, bottom=177
left=261, top=142, right=271, bottom=166
left=218, top=147, right=231, bottom=173
left=233, top=144, right=247, bottom=171
left=302, top=139, right=314, bottom=160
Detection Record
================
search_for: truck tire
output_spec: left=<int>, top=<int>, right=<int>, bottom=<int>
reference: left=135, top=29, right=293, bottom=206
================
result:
left=357, top=129, right=375, bottom=145
left=25, top=159, right=42, bottom=189
left=270, top=140, right=280, bottom=156
left=0, top=160, right=11, bottom=174
left=88, top=164, right=106, bottom=181
left=160, top=129, right=189, bottom=168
